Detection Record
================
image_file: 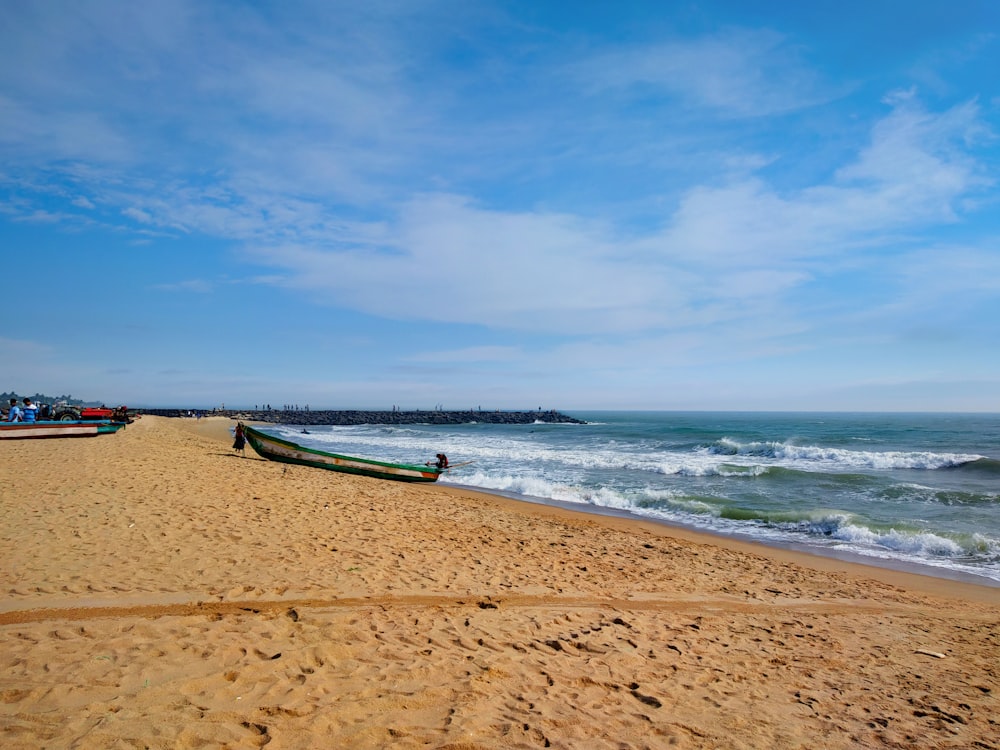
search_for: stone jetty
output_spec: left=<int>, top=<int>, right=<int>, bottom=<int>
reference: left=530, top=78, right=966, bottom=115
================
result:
left=139, top=408, right=587, bottom=426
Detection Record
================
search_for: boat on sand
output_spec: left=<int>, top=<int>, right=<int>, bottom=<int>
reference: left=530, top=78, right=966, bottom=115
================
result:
left=243, top=425, right=443, bottom=483
left=0, top=421, right=102, bottom=439
left=0, top=420, right=127, bottom=439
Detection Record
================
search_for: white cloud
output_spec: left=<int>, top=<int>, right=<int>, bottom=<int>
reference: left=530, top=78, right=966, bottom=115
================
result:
left=122, top=207, right=153, bottom=223
left=244, top=192, right=674, bottom=335
left=836, top=97, right=986, bottom=194
left=208, top=90, right=994, bottom=354
left=576, top=28, right=839, bottom=117
left=0, top=93, right=134, bottom=165
left=658, top=97, right=988, bottom=264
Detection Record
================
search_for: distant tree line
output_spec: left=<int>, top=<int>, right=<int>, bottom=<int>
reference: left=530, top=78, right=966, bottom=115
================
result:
left=0, top=392, right=102, bottom=407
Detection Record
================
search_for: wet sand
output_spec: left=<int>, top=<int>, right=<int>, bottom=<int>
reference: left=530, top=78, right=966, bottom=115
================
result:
left=1, top=416, right=997, bottom=748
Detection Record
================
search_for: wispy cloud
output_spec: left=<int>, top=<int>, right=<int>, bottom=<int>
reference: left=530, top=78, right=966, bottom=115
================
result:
left=243, top=193, right=668, bottom=335
left=574, top=28, right=841, bottom=117
left=232, top=94, right=992, bottom=349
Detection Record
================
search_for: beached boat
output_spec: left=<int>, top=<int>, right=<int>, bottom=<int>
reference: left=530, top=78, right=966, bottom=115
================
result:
left=0, top=421, right=102, bottom=439
left=243, top=425, right=443, bottom=483
left=0, top=419, right=126, bottom=439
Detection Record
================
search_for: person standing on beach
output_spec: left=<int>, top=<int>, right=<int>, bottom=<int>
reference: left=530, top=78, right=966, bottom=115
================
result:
left=21, top=398, right=37, bottom=423
left=6, top=399, right=22, bottom=421
left=232, top=422, right=247, bottom=456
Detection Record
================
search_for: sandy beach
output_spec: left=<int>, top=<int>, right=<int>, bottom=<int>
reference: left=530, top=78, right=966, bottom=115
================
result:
left=1, top=416, right=997, bottom=749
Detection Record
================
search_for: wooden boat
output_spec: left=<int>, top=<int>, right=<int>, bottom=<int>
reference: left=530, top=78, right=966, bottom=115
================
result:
left=244, top=426, right=443, bottom=483
left=0, top=421, right=102, bottom=439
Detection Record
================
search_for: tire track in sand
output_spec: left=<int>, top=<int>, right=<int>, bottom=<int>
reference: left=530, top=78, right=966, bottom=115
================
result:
left=0, top=592, right=948, bottom=625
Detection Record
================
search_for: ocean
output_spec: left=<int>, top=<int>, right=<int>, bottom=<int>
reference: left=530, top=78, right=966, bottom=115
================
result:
left=256, top=411, right=1000, bottom=586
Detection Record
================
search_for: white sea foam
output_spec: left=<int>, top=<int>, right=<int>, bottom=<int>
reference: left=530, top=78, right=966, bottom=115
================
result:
left=820, top=522, right=962, bottom=557
left=713, top=437, right=982, bottom=472
left=279, top=424, right=982, bottom=479
left=453, top=469, right=638, bottom=511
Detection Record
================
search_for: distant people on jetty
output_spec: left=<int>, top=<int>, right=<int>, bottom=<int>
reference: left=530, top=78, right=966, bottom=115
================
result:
left=6, top=399, right=22, bottom=422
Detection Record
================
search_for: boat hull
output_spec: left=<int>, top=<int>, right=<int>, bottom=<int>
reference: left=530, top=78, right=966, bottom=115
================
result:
left=244, top=426, right=442, bottom=483
left=0, top=421, right=101, bottom=439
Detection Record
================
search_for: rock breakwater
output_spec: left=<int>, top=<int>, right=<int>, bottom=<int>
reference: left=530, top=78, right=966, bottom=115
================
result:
left=139, top=409, right=587, bottom=426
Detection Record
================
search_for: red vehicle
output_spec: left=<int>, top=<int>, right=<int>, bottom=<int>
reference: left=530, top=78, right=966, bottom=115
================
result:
left=53, top=404, right=134, bottom=423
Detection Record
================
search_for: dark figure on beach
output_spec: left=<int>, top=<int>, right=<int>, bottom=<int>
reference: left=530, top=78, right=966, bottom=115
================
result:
left=233, top=423, right=247, bottom=455
left=433, top=453, right=448, bottom=470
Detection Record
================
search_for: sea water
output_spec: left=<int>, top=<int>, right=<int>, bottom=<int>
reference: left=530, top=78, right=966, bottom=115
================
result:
left=261, top=412, right=1000, bottom=585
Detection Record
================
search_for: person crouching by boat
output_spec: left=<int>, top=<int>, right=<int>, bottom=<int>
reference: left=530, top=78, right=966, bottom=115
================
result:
left=233, top=422, right=247, bottom=456
left=429, top=453, right=448, bottom=470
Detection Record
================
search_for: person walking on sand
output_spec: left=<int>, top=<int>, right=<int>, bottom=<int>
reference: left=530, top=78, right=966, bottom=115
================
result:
left=232, top=422, right=247, bottom=456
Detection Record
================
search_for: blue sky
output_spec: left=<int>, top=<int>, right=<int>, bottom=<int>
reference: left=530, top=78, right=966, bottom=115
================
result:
left=2, top=1, right=999, bottom=411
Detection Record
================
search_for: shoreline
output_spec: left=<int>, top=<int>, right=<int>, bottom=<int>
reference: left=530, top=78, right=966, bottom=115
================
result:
left=213, top=416, right=1000, bottom=599
left=449, top=483, right=1000, bottom=593
left=3, top=415, right=998, bottom=748
left=432, top=484, right=1000, bottom=604
left=444, top=485, right=1000, bottom=604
